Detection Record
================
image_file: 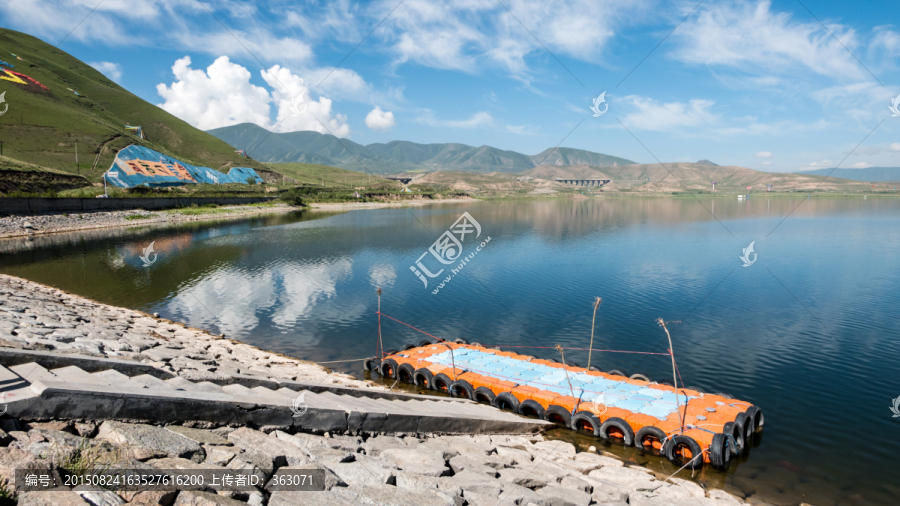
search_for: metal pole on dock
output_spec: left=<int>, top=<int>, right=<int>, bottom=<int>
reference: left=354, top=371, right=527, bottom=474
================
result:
left=588, top=297, right=602, bottom=370
left=658, top=318, right=683, bottom=433
left=376, top=288, right=384, bottom=360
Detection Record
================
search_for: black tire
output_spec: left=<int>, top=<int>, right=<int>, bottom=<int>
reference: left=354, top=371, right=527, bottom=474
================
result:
left=607, top=369, right=627, bottom=378
left=380, top=358, right=399, bottom=379
left=417, top=339, right=433, bottom=347
left=363, top=357, right=380, bottom=372
left=686, top=386, right=706, bottom=393
left=568, top=361, right=582, bottom=368
left=588, top=366, right=601, bottom=372
left=546, top=357, right=559, bottom=363
left=402, top=343, right=416, bottom=351
left=493, top=392, right=519, bottom=411
left=413, top=368, right=434, bottom=389
left=599, top=417, right=634, bottom=446
left=544, top=405, right=572, bottom=427
left=723, top=421, right=743, bottom=455
left=471, top=342, right=483, bottom=347
left=517, top=400, right=545, bottom=419
left=635, top=426, right=667, bottom=455
left=384, top=349, right=398, bottom=357
left=665, top=435, right=703, bottom=470
left=630, top=373, right=652, bottom=382
left=735, top=412, right=754, bottom=445
left=449, top=380, right=475, bottom=399
left=713, top=392, right=733, bottom=399
left=453, top=338, right=469, bottom=345
left=571, top=411, right=601, bottom=436
left=397, top=363, right=416, bottom=383
left=432, top=373, right=454, bottom=393
left=745, top=406, right=764, bottom=432
left=658, top=380, right=673, bottom=387
left=709, top=433, right=732, bottom=470
left=473, top=386, right=496, bottom=404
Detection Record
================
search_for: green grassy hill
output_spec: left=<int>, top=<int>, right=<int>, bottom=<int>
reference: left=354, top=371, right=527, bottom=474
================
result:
left=207, top=123, right=637, bottom=173
left=0, top=28, right=269, bottom=189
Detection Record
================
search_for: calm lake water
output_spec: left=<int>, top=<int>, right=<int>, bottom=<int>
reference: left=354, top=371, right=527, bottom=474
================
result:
left=2, top=197, right=899, bottom=505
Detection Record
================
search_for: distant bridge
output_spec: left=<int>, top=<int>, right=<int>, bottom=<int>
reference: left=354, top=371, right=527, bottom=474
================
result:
left=554, top=179, right=611, bottom=187
left=385, top=176, right=414, bottom=185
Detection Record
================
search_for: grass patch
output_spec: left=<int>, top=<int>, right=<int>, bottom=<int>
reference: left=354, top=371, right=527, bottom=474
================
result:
left=125, top=214, right=152, bottom=220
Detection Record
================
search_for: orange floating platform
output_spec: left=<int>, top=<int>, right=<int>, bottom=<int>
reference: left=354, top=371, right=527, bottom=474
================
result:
left=374, top=342, right=763, bottom=470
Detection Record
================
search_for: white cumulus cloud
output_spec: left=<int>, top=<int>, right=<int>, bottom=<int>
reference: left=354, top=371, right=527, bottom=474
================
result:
left=891, top=143, right=900, bottom=152
left=156, top=56, right=349, bottom=136
left=365, top=106, right=396, bottom=131
left=89, top=61, right=122, bottom=82
left=620, top=96, right=716, bottom=132
left=754, top=151, right=772, bottom=158
left=853, top=162, right=872, bottom=169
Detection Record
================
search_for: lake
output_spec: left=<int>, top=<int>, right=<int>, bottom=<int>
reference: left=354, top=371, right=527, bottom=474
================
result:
left=1, top=197, right=898, bottom=505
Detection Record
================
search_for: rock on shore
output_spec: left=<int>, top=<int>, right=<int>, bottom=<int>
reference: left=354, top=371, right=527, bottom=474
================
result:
left=0, top=420, right=770, bottom=506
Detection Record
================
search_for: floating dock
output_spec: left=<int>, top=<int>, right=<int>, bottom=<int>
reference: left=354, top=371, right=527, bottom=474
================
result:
left=375, top=341, right=763, bottom=470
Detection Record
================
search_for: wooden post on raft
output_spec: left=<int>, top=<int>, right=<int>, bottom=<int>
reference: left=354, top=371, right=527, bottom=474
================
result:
left=657, top=318, right=683, bottom=433
left=588, top=297, right=602, bottom=370
left=376, top=288, right=384, bottom=360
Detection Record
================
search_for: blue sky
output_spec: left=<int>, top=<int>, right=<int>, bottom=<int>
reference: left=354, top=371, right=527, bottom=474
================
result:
left=2, top=0, right=900, bottom=172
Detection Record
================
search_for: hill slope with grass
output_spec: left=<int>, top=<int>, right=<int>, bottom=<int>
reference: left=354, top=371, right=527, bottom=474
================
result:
left=208, top=123, right=637, bottom=173
left=0, top=27, right=269, bottom=190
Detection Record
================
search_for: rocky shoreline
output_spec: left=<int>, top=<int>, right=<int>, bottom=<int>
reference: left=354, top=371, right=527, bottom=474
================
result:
left=0, top=274, right=775, bottom=506
left=0, top=204, right=302, bottom=240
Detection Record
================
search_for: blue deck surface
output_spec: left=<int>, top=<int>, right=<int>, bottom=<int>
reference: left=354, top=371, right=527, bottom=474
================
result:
left=403, top=347, right=692, bottom=420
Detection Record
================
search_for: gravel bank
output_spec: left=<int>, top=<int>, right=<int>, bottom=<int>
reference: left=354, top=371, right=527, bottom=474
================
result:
left=0, top=204, right=302, bottom=239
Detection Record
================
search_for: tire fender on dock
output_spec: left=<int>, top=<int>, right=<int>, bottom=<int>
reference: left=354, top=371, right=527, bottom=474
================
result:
left=413, top=368, right=434, bottom=389
left=380, top=358, right=399, bottom=379
left=635, top=426, right=667, bottom=454
left=709, top=433, right=732, bottom=470
left=599, top=417, right=634, bottom=446
left=432, top=373, right=454, bottom=393
left=493, top=392, right=520, bottom=411
left=473, top=386, right=496, bottom=404
left=449, top=380, right=475, bottom=399
left=571, top=411, right=602, bottom=437
left=517, top=399, right=545, bottom=419
left=397, top=363, right=416, bottom=383
left=665, top=435, right=703, bottom=470
left=544, top=405, right=572, bottom=427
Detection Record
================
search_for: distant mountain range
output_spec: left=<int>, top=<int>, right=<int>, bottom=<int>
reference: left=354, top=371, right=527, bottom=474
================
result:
left=207, top=123, right=636, bottom=173
left=795, top=167, right=900, bottom=182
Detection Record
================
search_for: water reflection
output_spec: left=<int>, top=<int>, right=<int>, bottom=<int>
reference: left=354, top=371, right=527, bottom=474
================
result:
left=1, top=198, right=899, bottom=506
